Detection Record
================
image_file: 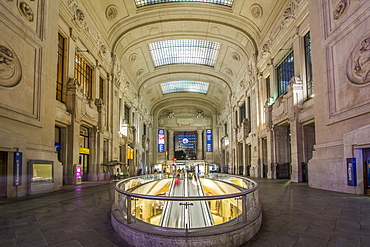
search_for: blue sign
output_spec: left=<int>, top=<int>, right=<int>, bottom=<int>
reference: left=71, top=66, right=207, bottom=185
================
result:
left=14, top=152, right=22, bottom=186
left=206, top=129, right=213, bottom=152
left=158, top=129, right=165, bottom=152
left=54, top=142, right=61, bottom=151
left=347, top=158, right=357, bottom=186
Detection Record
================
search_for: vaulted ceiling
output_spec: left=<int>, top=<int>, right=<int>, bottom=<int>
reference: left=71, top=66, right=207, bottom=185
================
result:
left=81, top=0, right=286, bottom=117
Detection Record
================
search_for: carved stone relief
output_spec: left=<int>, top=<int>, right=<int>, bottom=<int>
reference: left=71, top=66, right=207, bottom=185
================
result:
left=232, top=52, right=240, bottom=61
left=333, top=0, right=348, bottom=20
left=19, top=2, right=34, bottom=21
left=106, top=5, right=118, bottom=20
left=250, top=4, right=263, bottom=19
left=346, top=35, right=370, bottom=84
left=0, top=38, right=22, bottom=87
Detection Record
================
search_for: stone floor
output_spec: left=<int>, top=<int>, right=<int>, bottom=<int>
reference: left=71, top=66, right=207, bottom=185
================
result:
left=1, top=178, right=370, bottom=247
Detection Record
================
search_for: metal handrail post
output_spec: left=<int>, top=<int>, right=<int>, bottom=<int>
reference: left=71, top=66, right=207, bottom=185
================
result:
left=127, top=195, right=131, bottom=224
left=242, top=194, right=247, bottom=223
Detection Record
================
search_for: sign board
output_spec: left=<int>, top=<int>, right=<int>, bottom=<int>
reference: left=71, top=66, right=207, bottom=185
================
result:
left=79, top=147, right=90, bottom=154
left=14, top=152, right=22, bottom=186
left=206, top=129, right=213, bottom=152
left=76, top=166, right=82, bottom=179
left=158, top=129, right=165, bottom=152
left=347, top=158, right=357, bottom=186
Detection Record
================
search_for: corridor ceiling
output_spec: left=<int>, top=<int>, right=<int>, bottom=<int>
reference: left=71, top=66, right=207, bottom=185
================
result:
left=81, top=0, right=285, bottom=116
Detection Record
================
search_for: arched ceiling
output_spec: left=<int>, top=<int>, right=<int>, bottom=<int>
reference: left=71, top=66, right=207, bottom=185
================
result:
left=81, top=0, right=286, bottom=116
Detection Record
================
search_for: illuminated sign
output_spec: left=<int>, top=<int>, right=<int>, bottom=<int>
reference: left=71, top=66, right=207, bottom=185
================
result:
left=14, top=152, right=22, bottom=186
left=182, top=138, right=189, bottom=144
left=206, top=129, right=213, bottom=152
left=79, top=147, right=90, bottom=154
left=158, top=129, right=165, bottom=152
left=76, top=166, right=82, bottom=178
left=127, top=146, right=134, bottom=160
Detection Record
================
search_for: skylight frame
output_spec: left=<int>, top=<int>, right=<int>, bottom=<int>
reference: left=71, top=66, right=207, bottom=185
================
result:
left=135, top=0, right=233, bottom=8
left=149, top=39, right=221, bottom=67
left=161, top=80, right=209, bottom=94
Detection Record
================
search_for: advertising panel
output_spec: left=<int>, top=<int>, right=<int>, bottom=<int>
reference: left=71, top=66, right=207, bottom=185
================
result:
left=14, top=152, right=22, bottom=186
left=206, top=129, right=213, bottom=152
left=158, top=129, right=165, bottom=152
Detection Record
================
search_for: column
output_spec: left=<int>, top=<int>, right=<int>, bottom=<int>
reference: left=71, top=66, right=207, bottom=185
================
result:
left=168, top=130, right=174, bottom=159
left=197, top=129, right=203, bottom=160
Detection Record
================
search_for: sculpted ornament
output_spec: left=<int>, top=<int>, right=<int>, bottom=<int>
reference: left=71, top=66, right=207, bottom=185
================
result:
left=250, top=4, right=262, bottom=19
left=333, top=0, right=348, bottom=20
left=346, top=35, right=370, bottom=84
left=106, top=5, right=118, bottom=20
left=19, top=2, right=34, bottom=21
left=0, top=38, right=22, bottom=87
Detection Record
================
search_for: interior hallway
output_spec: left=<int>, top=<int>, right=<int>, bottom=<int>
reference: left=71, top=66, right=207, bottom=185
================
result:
left=1, top=178, right=370, bottom=247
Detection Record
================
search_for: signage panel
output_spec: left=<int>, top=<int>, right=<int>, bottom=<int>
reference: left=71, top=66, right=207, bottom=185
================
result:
left=79, top=147, right=90, bottom=154
left=14, top=152, right=22, bottom=186
left=206, top=129, right=213, bottom=152
left=158, top=129, right=165, bottom=152
left=347, top=158, right=357, bottom=186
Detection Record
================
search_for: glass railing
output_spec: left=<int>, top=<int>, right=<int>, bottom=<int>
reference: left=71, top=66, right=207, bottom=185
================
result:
left=114, top=173, right=259, bottom=231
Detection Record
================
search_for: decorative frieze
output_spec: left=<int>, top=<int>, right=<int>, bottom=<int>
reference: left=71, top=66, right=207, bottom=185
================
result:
left=258, top=0, right=305, bottom=62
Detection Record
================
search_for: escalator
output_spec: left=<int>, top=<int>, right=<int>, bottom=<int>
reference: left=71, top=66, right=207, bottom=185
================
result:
left=160, top=173, right=214, bottom=228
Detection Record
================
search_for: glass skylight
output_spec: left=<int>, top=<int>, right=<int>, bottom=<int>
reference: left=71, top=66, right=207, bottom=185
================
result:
left=149, top=39, right=220, bottom=67
left=161, top=80, right=209, bottom=94
left=135, top=0, right=233, bottom=7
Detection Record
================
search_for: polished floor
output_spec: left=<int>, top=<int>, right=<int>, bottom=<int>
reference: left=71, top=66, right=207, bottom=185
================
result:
left=1, top=178, right=370, bottom=247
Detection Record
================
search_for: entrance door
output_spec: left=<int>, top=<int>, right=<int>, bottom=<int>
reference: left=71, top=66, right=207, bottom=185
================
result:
left=79, top=154, right=89, bottom=181
left=363, top=148, right=370, bottom=194
left=0, top=152, right=7, bottom=197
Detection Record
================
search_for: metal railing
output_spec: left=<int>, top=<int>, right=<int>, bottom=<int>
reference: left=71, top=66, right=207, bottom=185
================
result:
left=114, top=173, right=259, bottom=231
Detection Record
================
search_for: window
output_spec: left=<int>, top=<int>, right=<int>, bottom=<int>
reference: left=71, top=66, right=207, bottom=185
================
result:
left=135, top=0, right=233, bottom=7
left=276, top=50, right=294, bottom=96
left=239, top=103, right=245, bottom=125
left=161, top=80, right=209, bottom=94
left=304, top=32, right=313, bottom=98
left=224, top=123, right=228, bottom=136
left=266, top=76, right=271, bottom=100
left=99, top=77, right=104, bottom=103
left=143, top=124, right=147, bottom=136
left=124, top=104, right=130, bottom=124
left=74, top=51, right=93, bottom=98
left=149, top=39, right=220, bottom=67
left=56, top=33, right=65, bottom=102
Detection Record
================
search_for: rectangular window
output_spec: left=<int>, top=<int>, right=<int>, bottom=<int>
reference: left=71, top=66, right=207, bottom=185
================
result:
left=266, top=76, right=270, bottom=100
left=56, top=33, right=65, bottom=102
left=224, top=123, right=228, bottom=136
left=74, top=51, right=93, bottom=98
left=124, top=104, right=130, bottom=124
left=143, top=124, right=147, bottom=136
left=247, top=96, right=251, bottom=133
left=276, top=50, right=294, bottom=96
left=99, top=77, right=104, bottom=103
left=304, top=32, right=313, bottom=98
left=239, top=103, right=246, bottom=124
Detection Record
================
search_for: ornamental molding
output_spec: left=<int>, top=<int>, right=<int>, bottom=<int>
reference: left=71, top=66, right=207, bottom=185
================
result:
left=258, top=0, right=305, bottom=62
